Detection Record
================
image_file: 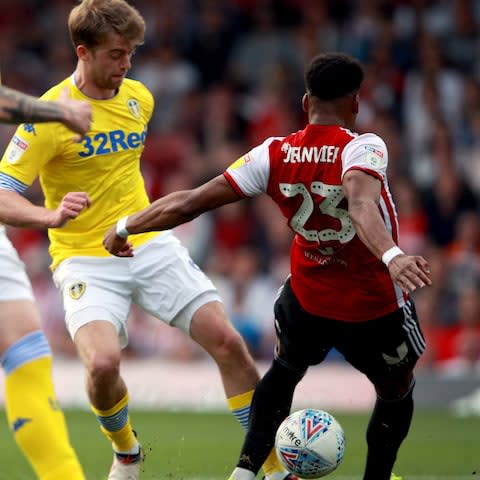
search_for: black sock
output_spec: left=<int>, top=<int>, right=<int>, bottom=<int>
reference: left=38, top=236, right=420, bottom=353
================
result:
left=363, top=385, right=414, bottom=480
left=237, top=358, right=305, bottom=473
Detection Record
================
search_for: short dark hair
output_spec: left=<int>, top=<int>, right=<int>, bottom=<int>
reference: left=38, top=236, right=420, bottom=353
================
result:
left=305, top=52, right=364, bottom=101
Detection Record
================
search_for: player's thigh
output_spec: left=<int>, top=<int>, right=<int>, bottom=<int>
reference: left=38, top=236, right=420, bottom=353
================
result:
left=339, top=299, right=425, bottom=397
left=274, top=278, right=331, bottom=371
left=132, top=233, right=221, bottom=334
left=0, top=228, right=35, bottom=304
left=0, top=300, right=43, bottom=354
left=188, top=299, right=246, bottom=356
left=52, top=256, right=132, bottom=347
left=0, top=231, right=41, bottom=353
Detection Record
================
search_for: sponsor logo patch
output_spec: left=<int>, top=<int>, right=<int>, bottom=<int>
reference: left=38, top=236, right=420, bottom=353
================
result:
left=364, top=145, right=386, bottom=169
left=5, top=135, right=28, bottom=164
left=364, top=145, right=384, bottom=158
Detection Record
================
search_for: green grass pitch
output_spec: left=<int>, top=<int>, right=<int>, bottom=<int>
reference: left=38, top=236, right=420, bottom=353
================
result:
left=0, top=408, right=477, bottom=479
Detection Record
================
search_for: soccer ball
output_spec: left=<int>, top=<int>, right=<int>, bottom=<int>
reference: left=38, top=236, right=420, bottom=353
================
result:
left=275, top=408, right=346, bottom=479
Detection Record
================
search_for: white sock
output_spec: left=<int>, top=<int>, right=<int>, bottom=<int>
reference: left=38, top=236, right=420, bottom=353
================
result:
left=229, top=467, right=256, bottom=480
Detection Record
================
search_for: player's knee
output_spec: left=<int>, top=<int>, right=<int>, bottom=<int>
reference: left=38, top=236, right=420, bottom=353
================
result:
left=209, top=326, right=250, bottom=365
left=86, top=351, right=121, bottom=385
left=375, top=370, right=415, bottom=400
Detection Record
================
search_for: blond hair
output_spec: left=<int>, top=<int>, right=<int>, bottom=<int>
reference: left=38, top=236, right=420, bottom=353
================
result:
left=68, top=0, right=145, bottom=49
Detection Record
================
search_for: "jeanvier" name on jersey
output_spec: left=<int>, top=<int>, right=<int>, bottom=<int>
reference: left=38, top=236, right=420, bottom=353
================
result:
left=282, top=143, right=339, bottom=164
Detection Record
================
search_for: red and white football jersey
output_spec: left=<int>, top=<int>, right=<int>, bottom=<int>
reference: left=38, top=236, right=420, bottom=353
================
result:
left=224, top=124, right=405, bottom=322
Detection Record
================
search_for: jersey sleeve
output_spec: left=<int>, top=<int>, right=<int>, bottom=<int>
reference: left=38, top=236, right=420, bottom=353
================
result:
left=0, top=121, right=59, bottom=191
left=224, top=137, right=279, bottom=197
left=341, top=133, right=388, bottom=181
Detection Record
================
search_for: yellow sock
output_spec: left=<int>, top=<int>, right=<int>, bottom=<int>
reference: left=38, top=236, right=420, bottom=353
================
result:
left=262, top=449, right=285, bottom=478
left=5, top=354, right=85, bottom=480
left=227, top=390, right=286, bottom=478
left=91, top=392, right=137, bottom=452
left=227, top=390, right=254, bottom=430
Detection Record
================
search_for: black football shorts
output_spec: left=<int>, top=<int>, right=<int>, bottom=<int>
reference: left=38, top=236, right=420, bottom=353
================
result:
left=273, top=278, right=426, bottom=384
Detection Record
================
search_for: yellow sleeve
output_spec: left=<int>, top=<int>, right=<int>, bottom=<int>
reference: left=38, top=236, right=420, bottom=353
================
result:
left=0, top=121, right=59, bottom=187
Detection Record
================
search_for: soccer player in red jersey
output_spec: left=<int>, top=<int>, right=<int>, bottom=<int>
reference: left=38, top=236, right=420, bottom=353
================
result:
left=103, top=52, right=432, bottom=480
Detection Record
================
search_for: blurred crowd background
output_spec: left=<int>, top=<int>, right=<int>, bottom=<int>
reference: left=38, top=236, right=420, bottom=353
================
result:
left=1, top=0, right=480, bottom=375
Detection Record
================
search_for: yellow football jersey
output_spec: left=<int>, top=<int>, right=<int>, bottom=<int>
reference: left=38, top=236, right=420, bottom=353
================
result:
left=0, top=75, right=158, bottom=269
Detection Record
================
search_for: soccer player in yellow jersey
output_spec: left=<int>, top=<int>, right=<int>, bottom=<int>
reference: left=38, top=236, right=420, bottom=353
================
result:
left=0, top=86, right=91, bottom=478
left=0, top=1, right=292, bottom=480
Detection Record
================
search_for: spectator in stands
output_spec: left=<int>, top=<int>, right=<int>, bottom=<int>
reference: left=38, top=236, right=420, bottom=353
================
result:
left=437, top=287, right=480, bottom=375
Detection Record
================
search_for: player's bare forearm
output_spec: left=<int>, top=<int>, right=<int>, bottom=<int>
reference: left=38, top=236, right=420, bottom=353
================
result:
left=127, top=190, right=199, bottom=234
left=0, top=190, right=89, bottom=229
left=0, top=85, right=92, bottom=136
left=343, top=169, right=396, bottom=259
left=0, top=189, right=54, bottom=228
left=348, top=198, right=396, bottom=260
left=104, top=175, right=240, bottom=256
left=0, top=85, right=66, bottom=124
left=127, top=175, right=240, bottom=234
left=103, top=191, right=199, bottom=257
left=349, top=197, right=432, bottom=292
left=344, top=170, right=432, bottom=292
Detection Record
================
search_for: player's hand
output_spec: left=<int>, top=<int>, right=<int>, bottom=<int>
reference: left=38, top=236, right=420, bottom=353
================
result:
left=103, top=226, right=135, bottom=257
left=387, top=254, right=432, bottom=294
left=49, top=191, right=91, bottom=228
left=57, top=88, right=92, bottom=139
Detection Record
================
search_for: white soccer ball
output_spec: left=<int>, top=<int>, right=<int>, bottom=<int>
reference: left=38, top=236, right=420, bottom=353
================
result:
left=275, top=408, right=346, bottom=479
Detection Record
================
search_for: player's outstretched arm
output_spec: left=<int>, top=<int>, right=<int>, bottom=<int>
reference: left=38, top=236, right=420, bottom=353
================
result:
left=343, top=169, right=432, bottom=294
left=0, top=85, right=92, bottom=136
left=103, top=174, right=240, bottom=256
left=0, top=189, right=91, bottom=229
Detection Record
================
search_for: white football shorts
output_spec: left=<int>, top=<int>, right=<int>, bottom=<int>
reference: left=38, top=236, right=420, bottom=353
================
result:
left=52, top=231, right=221, bottom=347
left=0, top=226, right=34, bottom=302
